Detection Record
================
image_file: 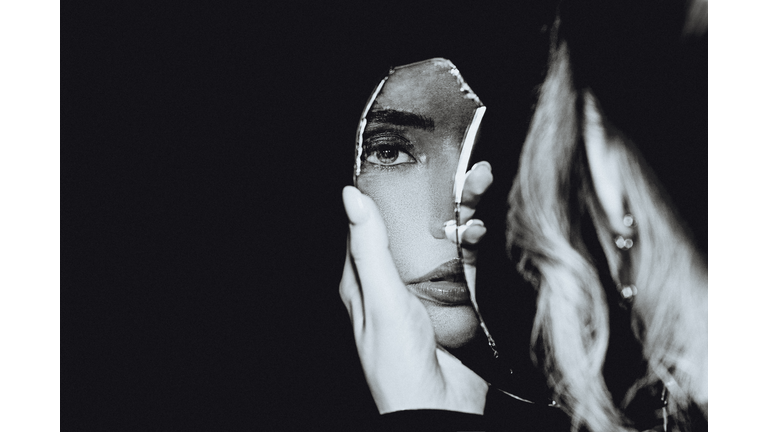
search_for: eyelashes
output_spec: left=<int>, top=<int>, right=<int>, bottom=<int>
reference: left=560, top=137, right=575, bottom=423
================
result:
left=362, top=134, right=417, bottom=167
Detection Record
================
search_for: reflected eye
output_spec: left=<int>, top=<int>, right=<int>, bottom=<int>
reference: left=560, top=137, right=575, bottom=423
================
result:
left=367, top=145, right=414, bottom=165
left=363, top=136, right=417, bottom=167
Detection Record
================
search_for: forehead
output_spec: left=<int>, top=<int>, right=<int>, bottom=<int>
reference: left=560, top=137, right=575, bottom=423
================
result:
left=370, top=58, right=482, bottom=135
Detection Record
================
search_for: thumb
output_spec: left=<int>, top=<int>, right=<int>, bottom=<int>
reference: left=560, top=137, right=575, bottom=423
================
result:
left=342, top=186, right=412, bottom=313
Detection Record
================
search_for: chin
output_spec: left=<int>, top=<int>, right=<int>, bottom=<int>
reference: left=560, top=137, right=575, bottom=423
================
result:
left=421, top=302, right=480, bottom=349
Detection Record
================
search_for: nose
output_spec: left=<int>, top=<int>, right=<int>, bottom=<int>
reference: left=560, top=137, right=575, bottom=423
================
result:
left=428, top=179, right=457, bottom=240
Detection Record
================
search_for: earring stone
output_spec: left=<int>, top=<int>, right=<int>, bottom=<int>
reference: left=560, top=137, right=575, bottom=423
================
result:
left=614, top=235, right=634, bottom=250
left=622, top=213, right=636, bottom=228
left=619, top=284, right=638, bottom=299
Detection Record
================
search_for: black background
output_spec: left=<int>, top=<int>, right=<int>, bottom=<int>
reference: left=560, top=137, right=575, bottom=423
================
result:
left=64, top=1, right=578, bottom=430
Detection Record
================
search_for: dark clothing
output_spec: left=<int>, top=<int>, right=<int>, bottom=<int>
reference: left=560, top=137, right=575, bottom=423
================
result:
left=374, top=388, right=571, bottom=432
left=374, top=389, right=707, bottom=432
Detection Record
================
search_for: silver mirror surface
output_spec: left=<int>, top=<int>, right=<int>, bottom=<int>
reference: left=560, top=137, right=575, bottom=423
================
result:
left=353, top=58, right=485, bottom=349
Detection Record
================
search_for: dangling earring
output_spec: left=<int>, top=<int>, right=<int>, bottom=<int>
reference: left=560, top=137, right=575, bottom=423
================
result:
left=614, top=214, right=672, bottom=429
left=614, top=213, right=637, bottom=306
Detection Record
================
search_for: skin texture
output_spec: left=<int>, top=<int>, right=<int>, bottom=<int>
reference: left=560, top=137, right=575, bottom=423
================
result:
left=355, top=59, right=485, bottom=348
left=340, top=186, right=488, bottom=414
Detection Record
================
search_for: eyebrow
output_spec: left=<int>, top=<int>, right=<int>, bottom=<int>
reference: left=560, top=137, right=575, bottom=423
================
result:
left=366, top=109, right=435, bottom=132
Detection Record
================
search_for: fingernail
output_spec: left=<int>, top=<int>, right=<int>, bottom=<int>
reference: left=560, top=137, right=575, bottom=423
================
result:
left=444, top=220, right=470, bottom=244
left=462, top=224, right=487, bottom=246
left=343, top=186, right=369, bottom=224
left=471, top=161, right=492, bottom=173
left=444, top=222, right=458, bottom=243
left=466, top=219, right=485, bottom=227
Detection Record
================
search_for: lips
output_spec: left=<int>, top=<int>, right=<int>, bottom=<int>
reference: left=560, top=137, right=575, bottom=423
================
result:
left=405, top=258, right=470, bottom=305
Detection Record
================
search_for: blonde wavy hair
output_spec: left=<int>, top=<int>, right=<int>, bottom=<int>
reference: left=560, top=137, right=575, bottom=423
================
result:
left=506, top=23, right=707, bottom=432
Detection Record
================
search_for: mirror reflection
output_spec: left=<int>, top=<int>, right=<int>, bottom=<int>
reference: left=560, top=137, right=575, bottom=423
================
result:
left=353, top=58, right=485, bottom=349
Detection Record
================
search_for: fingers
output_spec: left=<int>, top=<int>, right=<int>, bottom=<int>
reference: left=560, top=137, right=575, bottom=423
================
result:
left=444, top=219, right=487, bottom=249
left=446, top=161, right=492, bottom=250
left=342, top=186, right=412, bottom=318
left=459, top=162, right=493, bottom=223
left=461, top=161, right=493, bottom=209
left=461, top=220, right=487, bottom=247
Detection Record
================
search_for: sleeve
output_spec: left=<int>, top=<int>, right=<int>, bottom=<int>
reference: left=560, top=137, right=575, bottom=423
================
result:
left=374, top=410, right=486, bottom=432
left=367, top=388, right=573, bottom=432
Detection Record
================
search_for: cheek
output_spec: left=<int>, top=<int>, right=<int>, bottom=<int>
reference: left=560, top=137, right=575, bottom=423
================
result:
left=358, top=170, right=431, bottom=237
left=357, top=169, right=452, bottom=278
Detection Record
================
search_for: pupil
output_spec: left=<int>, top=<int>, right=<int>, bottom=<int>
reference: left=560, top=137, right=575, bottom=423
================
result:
left=376, top=147, right=398, bottom=163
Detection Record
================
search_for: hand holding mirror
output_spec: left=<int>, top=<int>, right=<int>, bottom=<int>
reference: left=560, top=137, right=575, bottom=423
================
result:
left=344, top=59, right=558, bottom=412
left=353, top=58, right=492, bottom=350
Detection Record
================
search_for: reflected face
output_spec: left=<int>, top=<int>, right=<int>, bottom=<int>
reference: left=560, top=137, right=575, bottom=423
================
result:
left=354, top=59, right=482, bottom=348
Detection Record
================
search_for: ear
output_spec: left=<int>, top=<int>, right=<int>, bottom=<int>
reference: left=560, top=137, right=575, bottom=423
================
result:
left=582, top=91, right=632, bottom=237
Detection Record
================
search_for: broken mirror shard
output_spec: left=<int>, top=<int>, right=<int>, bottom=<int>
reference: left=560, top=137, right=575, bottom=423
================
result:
left=351, top=58, right=559, bottom=406
left=352, top=58, right=492, bottom=352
